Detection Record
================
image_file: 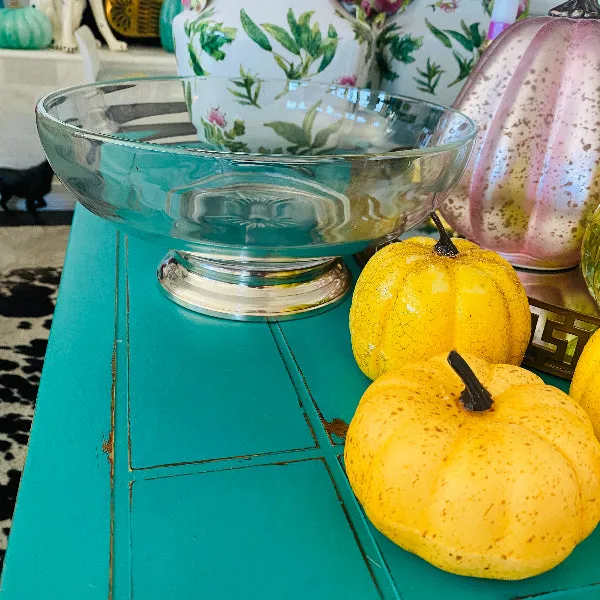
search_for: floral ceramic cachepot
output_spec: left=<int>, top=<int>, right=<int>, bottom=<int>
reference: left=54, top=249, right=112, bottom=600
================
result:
left=173, top=0, right=530, bottom=109
left=172, top=0, right=375, bottom=88
left=370, top=0, right=528, bottom=106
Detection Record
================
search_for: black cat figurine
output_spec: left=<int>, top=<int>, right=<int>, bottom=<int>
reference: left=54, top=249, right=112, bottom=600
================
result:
left=0, top=160, right=55, bottom=224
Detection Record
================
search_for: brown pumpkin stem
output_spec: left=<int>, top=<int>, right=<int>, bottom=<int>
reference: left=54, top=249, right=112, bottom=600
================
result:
left=431, top=212, right=459, bottom=258
left=549, top=0, right=600, bottom=17
left=447, top=351, right=493, bottom=412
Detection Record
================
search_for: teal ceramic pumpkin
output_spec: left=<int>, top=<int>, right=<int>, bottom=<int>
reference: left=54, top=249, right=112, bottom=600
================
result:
left=159, top=0, right=183, bottom=53
left=0, top=6, right=52, bottom=49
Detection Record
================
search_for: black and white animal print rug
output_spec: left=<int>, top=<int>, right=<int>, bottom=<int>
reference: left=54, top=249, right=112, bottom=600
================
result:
left=0, top=267, right=61, bottom=564
left=0, top=267, right=61, bottom=568
left=0, top=222, right=70, bottom=572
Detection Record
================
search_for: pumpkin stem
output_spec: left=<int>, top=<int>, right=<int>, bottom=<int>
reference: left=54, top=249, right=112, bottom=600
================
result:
left=431, top=212, right=459, bottom=258
left=549, top=0, right=600, bottom=18
left=447, top=350, right=493, bottom=412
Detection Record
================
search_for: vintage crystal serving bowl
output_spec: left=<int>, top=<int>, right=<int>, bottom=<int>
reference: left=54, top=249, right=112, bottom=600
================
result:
left=36, top=76, right=476, bottom=320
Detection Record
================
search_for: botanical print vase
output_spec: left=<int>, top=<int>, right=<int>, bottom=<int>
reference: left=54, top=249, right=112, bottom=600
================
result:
left=172, top=0, right=375, bottom=89
left=179, top=77, right=370, bottom=160
left=376, top=0, right=528, bottom=106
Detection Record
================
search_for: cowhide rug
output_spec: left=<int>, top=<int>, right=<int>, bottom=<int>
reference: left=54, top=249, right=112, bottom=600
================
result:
left=0, top=225, right=69, bottom=572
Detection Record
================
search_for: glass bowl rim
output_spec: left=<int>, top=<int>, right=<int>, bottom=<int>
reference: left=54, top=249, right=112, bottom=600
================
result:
left=36, top=75, right=477, bottom=163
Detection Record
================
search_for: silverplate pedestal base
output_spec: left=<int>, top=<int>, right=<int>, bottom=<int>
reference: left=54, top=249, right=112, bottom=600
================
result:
left=157, top=251, right=352, bottom=321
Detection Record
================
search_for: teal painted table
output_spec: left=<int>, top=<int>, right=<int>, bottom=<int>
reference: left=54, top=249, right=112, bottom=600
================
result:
left=2, top=207, right=600, bottom=600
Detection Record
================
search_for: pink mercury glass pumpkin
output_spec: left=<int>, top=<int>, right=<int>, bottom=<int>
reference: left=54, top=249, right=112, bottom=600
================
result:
left=440, top=0, right=600, bottom=270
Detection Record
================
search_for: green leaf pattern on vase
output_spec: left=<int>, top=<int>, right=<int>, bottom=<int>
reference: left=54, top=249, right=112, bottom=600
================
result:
left=184, top=7, right=237, bottom=76
left=227, top=66, right=262, bottom=108
left=424, top=18, right=484, bottom=87
left=241, top=9, right=340, bottom=83
left=376, top=0, right=528, bottom=105
left=263, top=100, right=343, bottom=156
left=414, top=58, right=445, bottom=94
left=173, top=0, right=374, bottom=96
left=345, top=0, right=526, bottom=102
left=375, top=23, right=423, bottom=82
left=173, top=0, right=530, bottom=107
left=183, top=80, right=193, bottom=113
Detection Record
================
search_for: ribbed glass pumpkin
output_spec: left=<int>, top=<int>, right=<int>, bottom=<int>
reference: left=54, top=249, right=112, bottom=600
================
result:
left=0, top=6, right=52, bottom=49
left=441, top=0, right=600, bottom=270
left=582, top=202, right=600, bottom=305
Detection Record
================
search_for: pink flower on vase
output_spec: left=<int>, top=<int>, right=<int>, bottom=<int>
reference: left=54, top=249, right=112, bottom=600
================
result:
left=207, top=107, right=227, bottom=128
left=439, top=0, right=458, bottom=12
left=337, top=75, right=357, bottom=86
left=181, top=0, right=190, bottom=8
left=374, top=0, right=406, bottom=15
left=360, top=0, right=373, bottom=17
left=517, top=0, right=527, bottom=16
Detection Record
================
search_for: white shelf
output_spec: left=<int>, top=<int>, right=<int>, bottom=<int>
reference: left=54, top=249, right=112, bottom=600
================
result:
left=0, top=44, right=178, bottom=170
left=0, top=44, right=177, bottom=87
left=99, top=45, right=177, bottom=66
left=0, top=44, right=176, bottom=64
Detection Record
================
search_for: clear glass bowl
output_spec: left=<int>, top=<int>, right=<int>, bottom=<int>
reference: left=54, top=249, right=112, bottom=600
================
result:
left=36, top=76, right=476, bottom=320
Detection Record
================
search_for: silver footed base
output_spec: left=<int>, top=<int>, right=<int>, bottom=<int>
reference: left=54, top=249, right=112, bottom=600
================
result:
left=157, top=251, right=352, bottom=321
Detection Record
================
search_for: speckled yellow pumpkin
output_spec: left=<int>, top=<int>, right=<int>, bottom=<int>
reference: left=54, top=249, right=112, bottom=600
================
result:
left=345, top=352, right=600, bottom=580
left=571, top=328, right=600, bottom=439
left=349, top=215, right=531, bottom=380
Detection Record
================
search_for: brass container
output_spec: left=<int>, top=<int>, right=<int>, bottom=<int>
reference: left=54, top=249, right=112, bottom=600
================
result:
left=518, top=267, right=600, bottom=380
left=105, top=0, right=163, bottom=38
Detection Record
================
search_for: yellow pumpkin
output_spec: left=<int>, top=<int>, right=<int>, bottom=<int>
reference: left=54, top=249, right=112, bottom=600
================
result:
left=571, top=328, right=600, bottom=439
left=349, top=213, right=531, bottom=380
left=345, top=351, right=600, bottom=580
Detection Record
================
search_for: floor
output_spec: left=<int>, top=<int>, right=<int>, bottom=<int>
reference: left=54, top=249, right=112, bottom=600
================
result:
left=0, top=211, right=71, bottom=571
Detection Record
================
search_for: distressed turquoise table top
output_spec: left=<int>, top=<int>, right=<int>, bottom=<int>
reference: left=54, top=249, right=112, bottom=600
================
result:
left=2, top=207, right=600, bottom=600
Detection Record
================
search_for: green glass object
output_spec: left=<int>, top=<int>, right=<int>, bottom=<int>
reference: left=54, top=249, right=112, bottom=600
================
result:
left=0, top=6, right=52, bottom=49
left=159, top=0, right=183, bottom=53
left=582, top=202, right=600, bottom=306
